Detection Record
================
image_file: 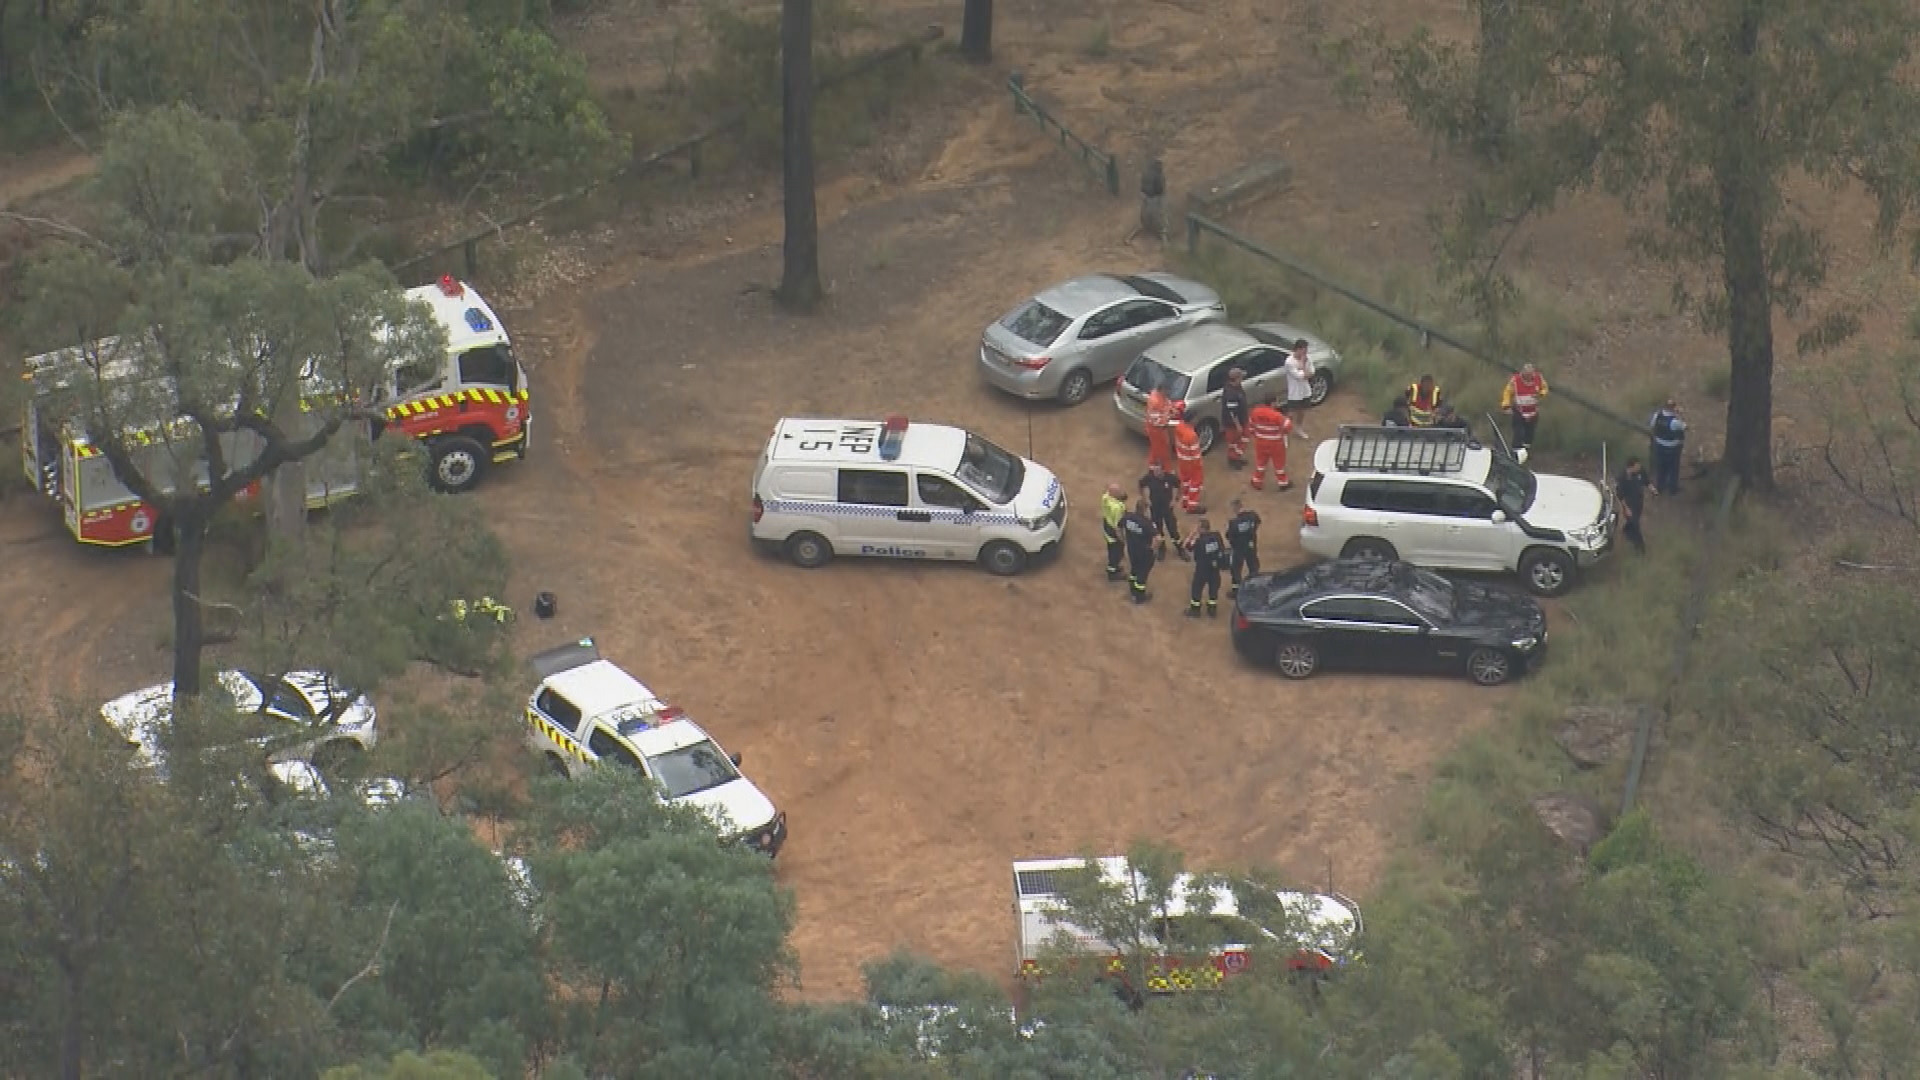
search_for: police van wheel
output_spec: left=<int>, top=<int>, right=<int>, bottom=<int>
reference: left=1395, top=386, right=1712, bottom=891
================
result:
left=786, top=532, right=832, bottom=569
left=980, top=540, right=1028, bottom=577
left=1057, top=368, right=1095, bottom=406
left=546, top=753, right=571, bottom=778
left=428, top=437, right=488, bottom=494
left=1519, top=548, right=1574, bottom=597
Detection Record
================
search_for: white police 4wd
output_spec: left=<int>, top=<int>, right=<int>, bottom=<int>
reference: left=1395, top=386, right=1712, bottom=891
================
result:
left=523, top=639, right=787, bottom=856
left=750, top=414, right=1068, bottom=576
left=1299, top=425, right=1615, bottom=597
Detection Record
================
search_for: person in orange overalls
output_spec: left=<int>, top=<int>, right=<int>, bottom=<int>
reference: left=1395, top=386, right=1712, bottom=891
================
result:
left=1144, top=388, right=1175, bottom=470
left=1173, top=417, right=1205, bottom=512
left=1247, top=394, right=1293, bottom=491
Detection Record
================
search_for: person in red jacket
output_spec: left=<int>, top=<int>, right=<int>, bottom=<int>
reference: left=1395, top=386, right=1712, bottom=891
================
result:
left=1144, top=389, right=1175, bottom=470
left=1246, top=395, right=1293, bottom=491
left=1500, top=363, right=1549, bottom=451
left=1173, top=418, right=1205, bottom=513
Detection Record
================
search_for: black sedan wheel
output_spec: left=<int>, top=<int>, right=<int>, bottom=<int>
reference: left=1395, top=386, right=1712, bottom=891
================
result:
left=1466, top=647, right=1513, bottom=686
left=1273, top=640, right=1320, bottom=679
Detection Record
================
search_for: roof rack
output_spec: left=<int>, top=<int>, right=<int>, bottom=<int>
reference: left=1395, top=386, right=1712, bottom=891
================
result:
left=1333, top=424, right=1473, bottom=475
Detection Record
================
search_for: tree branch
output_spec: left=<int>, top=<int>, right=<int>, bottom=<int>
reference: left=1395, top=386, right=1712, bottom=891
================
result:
left=325, top=900, right=399, bottom=1013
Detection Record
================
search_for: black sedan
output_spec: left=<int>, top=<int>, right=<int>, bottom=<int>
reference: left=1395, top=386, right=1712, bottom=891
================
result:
left=1230, top=558, right=1547, bottom=685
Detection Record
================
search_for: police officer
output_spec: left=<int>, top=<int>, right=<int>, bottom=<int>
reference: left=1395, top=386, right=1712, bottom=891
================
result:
left=1220, top=367, right=1250, bottom=468
left=1121, top=497, right=1158, bottom=604
left=1184, top=518, right=1228, bottom=618
left=1615, top=457, right=1648, bottom=553
left=1649, top=399, right=1686, bottom=495
left=1225, top=497, right=1261, bottom=594
left=1101, top=482, right=1128, bottom=582
left=1139, top=461, right=1187, bottom=560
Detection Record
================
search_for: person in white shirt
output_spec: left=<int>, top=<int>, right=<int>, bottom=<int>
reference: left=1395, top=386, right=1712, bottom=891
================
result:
left=1283, top=339, right=1315, bottom=440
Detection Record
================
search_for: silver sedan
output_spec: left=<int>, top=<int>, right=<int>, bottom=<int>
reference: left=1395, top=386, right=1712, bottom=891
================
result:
left=979, top=272, right=1225, bottom=405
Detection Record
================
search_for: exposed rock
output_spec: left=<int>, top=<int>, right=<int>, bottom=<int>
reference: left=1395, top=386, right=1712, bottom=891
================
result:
left=1555, top=704, right=1654, bottom=768
left=1531, top=792, right=1608, bottom=855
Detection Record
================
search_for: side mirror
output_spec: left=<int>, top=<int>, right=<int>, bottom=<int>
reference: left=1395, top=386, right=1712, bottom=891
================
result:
left=729, top=752, right=743, bottom=767
left=1490, top=510, right=1509, bottom=524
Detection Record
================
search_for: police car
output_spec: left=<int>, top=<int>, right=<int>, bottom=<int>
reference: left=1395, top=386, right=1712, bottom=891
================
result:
left=750, top=414, right=1068, bottom=576
left=523, top=639, right=787, bottom=856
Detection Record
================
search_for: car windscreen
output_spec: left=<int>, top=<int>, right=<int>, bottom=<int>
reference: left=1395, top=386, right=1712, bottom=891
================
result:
left=1122, top=356, right=1192, bottom=401
left=999, top=301, right=1070, bottom=348
left=1487, top=457, right=1538, bottom=517
left=957, top=434, right=1025, bottom=504
left=644, top=739, right=741, bottom=800
left=1396, top=567, right=1457, bottom=623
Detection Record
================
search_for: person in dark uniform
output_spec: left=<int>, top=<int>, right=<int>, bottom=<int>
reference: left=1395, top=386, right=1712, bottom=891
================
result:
left=1121, top=498, right=1158, bottom=603
left=1220, top=367, right=1250, bottom=468
left=1382, top=393, right=1411, bottom=427
left=1225, top=497, right=1261, bottom=595
left=1614, top=457, right=1648, bottom=554
left=1138, top=462, right=1187, bottom=560
left=1184, top=519, right=1228, bottom=618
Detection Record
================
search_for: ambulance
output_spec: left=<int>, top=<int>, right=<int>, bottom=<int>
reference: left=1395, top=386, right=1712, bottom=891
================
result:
left=749, top=414, right=1068, bottom=576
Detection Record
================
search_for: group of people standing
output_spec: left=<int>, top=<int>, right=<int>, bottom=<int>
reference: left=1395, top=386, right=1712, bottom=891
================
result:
left=1103, top=480, right=1267, bottom=614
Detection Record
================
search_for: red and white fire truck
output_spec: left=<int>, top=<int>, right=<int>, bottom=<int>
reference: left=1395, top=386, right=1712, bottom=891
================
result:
left=18, top=276, right=531, bottom=547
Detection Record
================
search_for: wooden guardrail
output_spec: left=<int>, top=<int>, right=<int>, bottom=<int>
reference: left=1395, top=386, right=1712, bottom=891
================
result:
left=1007, top=73, right=1120, bottom=197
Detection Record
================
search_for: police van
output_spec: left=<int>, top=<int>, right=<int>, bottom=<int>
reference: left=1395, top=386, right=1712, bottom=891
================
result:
left=750, top=415, right=1068, bottom=576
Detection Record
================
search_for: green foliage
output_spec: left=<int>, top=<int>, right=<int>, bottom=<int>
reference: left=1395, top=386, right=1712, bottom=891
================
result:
left=518, top=768, right=797, bottom=1078
left=322, top=1050, right=497, bottom=1080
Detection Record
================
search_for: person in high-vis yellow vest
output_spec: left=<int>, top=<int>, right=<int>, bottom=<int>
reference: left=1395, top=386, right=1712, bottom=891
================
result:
left=1406, top=374, right=1442, bottom=427
left=1101, top=483, right=1128, bottom=582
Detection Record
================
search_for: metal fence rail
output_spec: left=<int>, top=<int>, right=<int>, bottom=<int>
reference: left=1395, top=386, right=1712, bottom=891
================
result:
left=1619, top=476, right=1742, bottom=816
left=1007, top=73, right=1120, bottom=196
left=395, top=26, right=943, bottom=281
left=1185, top=212, right=1653, bottom=438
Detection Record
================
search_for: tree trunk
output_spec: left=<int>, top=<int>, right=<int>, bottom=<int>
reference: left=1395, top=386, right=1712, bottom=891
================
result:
left=961, top=0, right=994, bottom=64
left=171, top=514, right=210, bottom=698
left=1471, top=0, right=1515, bottom=160
left=263, top=460, right=307, bottom=542
left=1717, top=4, right=1774, bottom=492
left=777, top=0, right=824, bottom=313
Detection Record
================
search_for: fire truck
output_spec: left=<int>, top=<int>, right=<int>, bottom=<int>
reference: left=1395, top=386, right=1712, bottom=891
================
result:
left=18, top=276, right=531, bottom=548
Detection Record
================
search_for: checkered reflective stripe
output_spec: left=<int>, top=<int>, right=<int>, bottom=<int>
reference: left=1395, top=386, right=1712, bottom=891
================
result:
left=761, top=499, right=1024, bottom=526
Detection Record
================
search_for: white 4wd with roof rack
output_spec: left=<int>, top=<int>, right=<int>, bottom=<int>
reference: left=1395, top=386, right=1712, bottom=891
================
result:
left=524, top=639, right=787, bottom=856
left=1299, top=425, right=1616, bottom=597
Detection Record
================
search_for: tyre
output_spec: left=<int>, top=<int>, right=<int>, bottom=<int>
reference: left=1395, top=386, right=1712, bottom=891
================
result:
left=310, top=739, right=367, bottom=776
left=1308, top=370, right=1333, bottom=406
left=547, top=753, right=571, bottom=779
left=517, top=416, right=531, bottom=459
left=1519, top=548, right=1574, bottom=597
left=428, top=436, right=489, bottom=494
left=1340, top=537, right=1398, bottom=563
left=1466, top=647, right=1514, bottom=686
left=1193, top=418, right=1220, bottom=454
left=980, top=540, right=1029, bottom=576
left=1273, top=639, right=1320, bottom=679
left=1057, top=368, right=1095, bottom=406
left=785, top=531, right=832, bottom=569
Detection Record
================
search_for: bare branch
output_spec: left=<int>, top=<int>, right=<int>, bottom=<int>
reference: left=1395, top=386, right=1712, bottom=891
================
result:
left=325, top=900, right=399, bottom=1013
left=0, top=211, right=111, bottom=251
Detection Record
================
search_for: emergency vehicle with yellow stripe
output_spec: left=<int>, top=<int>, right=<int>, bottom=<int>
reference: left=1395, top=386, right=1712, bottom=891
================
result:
left=524, top=638, right=787, bottom=856
left=18, top=276, right=530, bottom=548
left=1012, top=856, right=1362, bottom=993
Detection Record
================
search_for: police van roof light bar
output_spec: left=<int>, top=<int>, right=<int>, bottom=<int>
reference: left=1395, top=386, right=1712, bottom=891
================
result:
left=437, top=275, right=464, bottom=298
left=879, top=414, right=908, bottom=460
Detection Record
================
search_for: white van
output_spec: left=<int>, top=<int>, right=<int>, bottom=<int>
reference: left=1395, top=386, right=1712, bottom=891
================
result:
left=750, top=415, right=1068, bottom=576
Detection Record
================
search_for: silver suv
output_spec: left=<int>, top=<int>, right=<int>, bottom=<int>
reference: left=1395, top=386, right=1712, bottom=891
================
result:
left=1298, top=426, right=1615, bottom=597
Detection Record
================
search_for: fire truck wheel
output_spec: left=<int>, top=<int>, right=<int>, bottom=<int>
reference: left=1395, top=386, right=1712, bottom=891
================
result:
left=428, top=436, right=489, bottom=494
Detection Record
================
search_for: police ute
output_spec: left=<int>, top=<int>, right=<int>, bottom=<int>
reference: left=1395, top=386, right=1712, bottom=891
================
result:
left=750, top=414, right=1068, bottom=575
left=524, top=639, right=787, bottom=856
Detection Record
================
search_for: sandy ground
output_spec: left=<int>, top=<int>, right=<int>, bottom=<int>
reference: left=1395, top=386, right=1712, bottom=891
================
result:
left=3, top=0, right=1910, bottom=1001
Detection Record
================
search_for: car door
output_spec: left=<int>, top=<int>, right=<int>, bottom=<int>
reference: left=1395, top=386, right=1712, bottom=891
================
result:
left=1372, top=481, right=1454, bottom=566
left=1430, top=485, right=1508, bottom=570
left=1351, top=597, right=1441, bottom=672
left=1233, top=345, right=1289, bottom=406
left=835, top=467, right=912, bottom=552
left=531, top=686, right=590, bottom=766
left=586, top=725, right=647, bottom=774
left=1085, top=299, right=1181, bottom=381
left=912, top=471, right=989, bottom=560
left=1074, top=303, right=1135, bottom=378
left=1296, top=596, right=1388, bottom=669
